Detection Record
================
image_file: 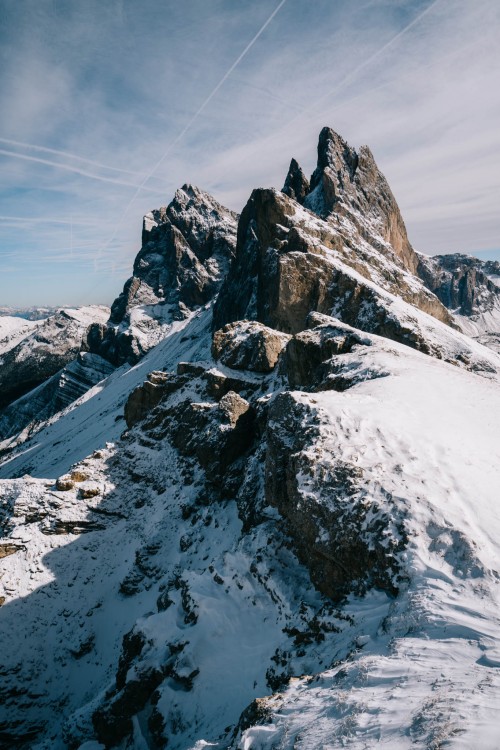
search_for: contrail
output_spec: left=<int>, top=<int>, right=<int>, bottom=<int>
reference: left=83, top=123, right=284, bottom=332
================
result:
left=305, top=0, right=442, bottom=116
left=100, top=0, right=288, bottom=254
left=0, top=136, right=140, bottom=177
left=0, top=148, right=167, bottom=193
left=140, top=0, right=289, bottom=187
left=0, top=215, right=97, bottom=226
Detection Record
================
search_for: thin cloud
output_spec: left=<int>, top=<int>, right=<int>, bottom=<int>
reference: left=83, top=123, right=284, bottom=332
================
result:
left=1, top=0, right=499, bottom=306
left=0, top=215, right=99, bottom=226
left=0, top=149, right=166, bottom=192
left=0, top=137, right=140, bottom=177
left=99, top=0, right=288, bottom=256
left=305, top=0, right=443, bottom=116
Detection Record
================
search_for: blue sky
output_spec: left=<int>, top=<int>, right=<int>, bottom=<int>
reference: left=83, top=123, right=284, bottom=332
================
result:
left=1, top=0, right=499, bottom=307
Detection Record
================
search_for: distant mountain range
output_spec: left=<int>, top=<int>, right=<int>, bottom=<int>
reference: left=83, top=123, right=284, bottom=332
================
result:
left=0, top=305, right=63, bottom=320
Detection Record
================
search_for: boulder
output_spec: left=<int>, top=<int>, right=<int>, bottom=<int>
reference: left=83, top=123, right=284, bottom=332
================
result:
left=124, top=371, right=187, bottom=428
left=284, top=313, right=371, bottom=389
left=212, top=321, right=290, bottom=373
left=218, top=391, right=251, bottom=427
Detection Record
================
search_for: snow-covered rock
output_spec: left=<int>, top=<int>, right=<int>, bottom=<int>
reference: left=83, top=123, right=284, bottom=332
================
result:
left=212, top=320, right=291, bottom=373
left=0, top=306, right=109, bottom=411
left=86, top=185, right=238, bottom=367
left=418, top=253, right=500, bottom=352
left=213, top=186, right=498, bottom=378
left=1, top=126, right=500, bottom=749
left=0, top=315, right=38, bottom=355
left=0, top=351, right=115, bottom=448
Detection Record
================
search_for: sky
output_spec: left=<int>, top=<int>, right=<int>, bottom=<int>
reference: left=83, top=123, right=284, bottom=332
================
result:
left=0, top=0, right=499, bottom=307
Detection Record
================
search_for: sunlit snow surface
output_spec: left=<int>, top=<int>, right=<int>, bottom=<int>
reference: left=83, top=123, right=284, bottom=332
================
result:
left=240, top=344, right=500, bottom=749
left=0, top=308, right=212, bottom=478
left=1, top=309, right=500, bottom=748
left=0, top=315, right=40, bottom=360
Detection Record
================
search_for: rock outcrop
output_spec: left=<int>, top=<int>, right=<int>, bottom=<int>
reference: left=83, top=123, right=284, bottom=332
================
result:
left=0, top=306, right=109, bottom=411
left=214, top=129, right=453, bottom=352
left=212, top=320, right=290, bottom=373
left=265, top=391, right=407, bottom=601
left=287, top=126, right=419, bottom=275
left=283, top=312, right=372, bottom=390
left=0, top=351, right=114, bottom=444
left=124, top=370, right=188, bottom=428
left=87, top=185, right=238, bottom=366
left=418, top=254, right=500, bottom=317
left=282, top=157, right=310, bottom=203
left=212, top=185, right=461, bottom=362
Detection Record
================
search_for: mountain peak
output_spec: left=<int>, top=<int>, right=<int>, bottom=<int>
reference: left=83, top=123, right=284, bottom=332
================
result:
left=282, top=157, right=310, bottom=203
left=280, top=126, right=418, bottom=275
left=313, top=125, right=359, bottom=183
left=89, top=184, right=238, bottom=366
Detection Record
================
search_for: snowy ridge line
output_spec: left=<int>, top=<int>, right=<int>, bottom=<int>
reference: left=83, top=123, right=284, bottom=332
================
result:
left=1, top=124, right=500, bottom=748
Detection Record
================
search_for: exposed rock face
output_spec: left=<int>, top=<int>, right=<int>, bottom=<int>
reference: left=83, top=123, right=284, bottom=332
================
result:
left=124, top=370, right=187, bottom=428
left=286, top=127, right=419, bottom=275
left=213, top=185, right=451, bottom=353
left=418, top=253, right=500, bottom=317
left=0, top=306, right=109, bottom=411
left=212, top=320, right=291, bottom=373
left=282, top=157, right=310, bottom=203
left=214, top=127, right=453, bottom=343
left=142, top=393, right=255, bottom=488
left=265, top=391, right=407, bottom=601
left=416, top=254, right=500, bottom=354
left=87, top=185, right=238, bottom=366
left=284, top=313, right=372, bottom=390
left=0, top=351, right=115, bottom=444
left=119, top=185, right=237, bottom=322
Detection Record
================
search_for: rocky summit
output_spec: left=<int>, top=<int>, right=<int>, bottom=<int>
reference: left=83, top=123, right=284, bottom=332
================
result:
left=1, top=128, right=500, bottom=750
left=86, top=184, right=238, bottom=367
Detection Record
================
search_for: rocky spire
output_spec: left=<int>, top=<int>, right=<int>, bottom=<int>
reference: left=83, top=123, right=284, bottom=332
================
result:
left=295, top=126, right=419, bottom=276
left=214, top=126, right=453, bottom=338
left=282, top=158, right=310, bottom=203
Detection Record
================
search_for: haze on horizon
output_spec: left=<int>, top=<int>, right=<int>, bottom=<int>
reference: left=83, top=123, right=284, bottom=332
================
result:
left=1, top=0, right=499, bottom=308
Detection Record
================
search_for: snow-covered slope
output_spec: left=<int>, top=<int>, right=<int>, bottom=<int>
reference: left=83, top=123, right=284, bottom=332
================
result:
left=1, top=126, right=500, bottom=750
left=1, top=320, right=500, bottom=748
left=0, top=314, right=38, bottom=355
left=0, top=308, right=213, bottom=479
left=0, top=185, right=238, bottom=457
left=0, top=305, right=109, bottom=411
left=237, top=336, right=500, bottom=749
